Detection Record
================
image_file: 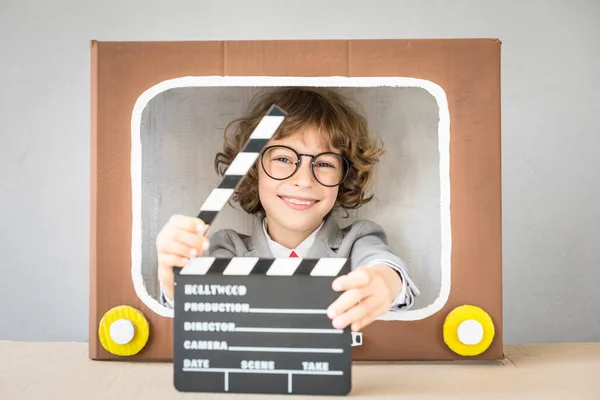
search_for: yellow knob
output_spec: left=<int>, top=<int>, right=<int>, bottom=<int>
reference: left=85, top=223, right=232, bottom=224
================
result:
left=98, top=305, right=149, bottom=356
left=443, top=305, right=495, bottom=356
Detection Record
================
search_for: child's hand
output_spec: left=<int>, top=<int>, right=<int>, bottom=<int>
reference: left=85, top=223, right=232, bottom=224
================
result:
left=327, top=265, right=403, bottom=331
left=156, top=214, right=210, bottom=300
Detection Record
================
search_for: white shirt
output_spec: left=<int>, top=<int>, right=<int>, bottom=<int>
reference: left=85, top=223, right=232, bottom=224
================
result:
left=261, top=218, right=324, bottom=258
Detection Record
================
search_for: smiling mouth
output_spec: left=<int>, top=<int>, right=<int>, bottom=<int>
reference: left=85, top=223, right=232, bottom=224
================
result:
left=278, top=195, right=320, bottom=205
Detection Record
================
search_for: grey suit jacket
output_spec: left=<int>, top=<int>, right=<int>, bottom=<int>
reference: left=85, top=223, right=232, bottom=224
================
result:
left=160, top=215, right=420, bottom=310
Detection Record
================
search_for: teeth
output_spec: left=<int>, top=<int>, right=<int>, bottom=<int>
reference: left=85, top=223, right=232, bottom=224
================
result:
left=284, top=197, right=314, bottom=205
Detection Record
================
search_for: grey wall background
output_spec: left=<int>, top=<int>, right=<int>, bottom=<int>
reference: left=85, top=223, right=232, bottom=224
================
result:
left=1, top=0, right=599, bottom=344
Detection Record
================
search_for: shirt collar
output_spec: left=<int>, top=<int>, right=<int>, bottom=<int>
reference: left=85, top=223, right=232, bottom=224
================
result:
left=262, top=218, right=325, bottom=258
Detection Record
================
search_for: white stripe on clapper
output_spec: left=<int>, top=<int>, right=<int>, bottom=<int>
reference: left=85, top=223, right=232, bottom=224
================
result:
left=250, top=115, right=286, bottom=139
left=310, top=258, right=347, bottom=276
left=199, top=188, right=234, bottom=212
left=265, top=258, right=303, bottom=276
left=224, top=152, right=260, bottom=176
left=182, top=367, right=343, bottom=376
left=223, top=257, right=259, bottom=275
left=235, top=327, right=343, bottom=334
left=228, top=346, right=343, bottom=354
left=248, top=308, right=327, bottom=314
left=180, top=257, right=215, bottom=275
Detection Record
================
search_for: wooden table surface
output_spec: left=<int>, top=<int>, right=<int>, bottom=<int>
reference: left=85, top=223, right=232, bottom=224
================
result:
left=1, top=341, right=599, bottom=399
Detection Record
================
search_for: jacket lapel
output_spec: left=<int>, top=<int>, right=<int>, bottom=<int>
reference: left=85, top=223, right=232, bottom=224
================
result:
left=244, top=215, right=273, bottom=258
left=307, top=215, right=342, bottom=258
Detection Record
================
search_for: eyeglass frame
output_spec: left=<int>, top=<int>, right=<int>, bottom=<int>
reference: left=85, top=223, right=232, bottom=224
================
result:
left=259, top=144, right=354, bottom=187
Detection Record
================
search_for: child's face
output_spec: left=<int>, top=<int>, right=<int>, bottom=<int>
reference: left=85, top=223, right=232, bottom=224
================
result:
left=258, top=125, right=339, bottom=235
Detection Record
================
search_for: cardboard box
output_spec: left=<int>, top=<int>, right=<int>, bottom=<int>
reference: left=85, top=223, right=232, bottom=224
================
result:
left=90, top=39, right=502, bottom=362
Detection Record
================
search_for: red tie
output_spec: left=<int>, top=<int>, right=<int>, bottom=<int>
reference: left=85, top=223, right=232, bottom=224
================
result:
left=289, top=251, right=298, bottom=258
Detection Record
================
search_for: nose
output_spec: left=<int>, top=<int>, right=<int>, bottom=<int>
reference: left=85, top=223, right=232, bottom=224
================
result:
left=290, top=157, right=315, bottom=188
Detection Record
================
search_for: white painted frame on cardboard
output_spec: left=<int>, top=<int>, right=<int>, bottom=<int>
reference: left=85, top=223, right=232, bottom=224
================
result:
left=130, top=76, right=451, bottom=321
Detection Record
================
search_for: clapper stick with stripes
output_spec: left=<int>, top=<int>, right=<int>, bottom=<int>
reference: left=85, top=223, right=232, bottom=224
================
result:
left=173, top=104, right=353, bottom=395
left=196, top=104, right=287, bottom=228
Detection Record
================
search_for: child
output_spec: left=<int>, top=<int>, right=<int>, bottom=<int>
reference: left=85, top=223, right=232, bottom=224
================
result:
left=155, top=87, right=419, bottom=332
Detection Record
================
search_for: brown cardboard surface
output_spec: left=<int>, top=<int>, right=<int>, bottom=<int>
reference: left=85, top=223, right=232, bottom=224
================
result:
left=3, top=342, right=599, bottom=399
left=90, top=39, right=502, bottom=361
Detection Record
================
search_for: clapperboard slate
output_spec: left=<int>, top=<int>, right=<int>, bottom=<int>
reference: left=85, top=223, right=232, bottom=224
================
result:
left=171, top=104, right=352, bottom=395
left=173, top=258, right=352, bottom=395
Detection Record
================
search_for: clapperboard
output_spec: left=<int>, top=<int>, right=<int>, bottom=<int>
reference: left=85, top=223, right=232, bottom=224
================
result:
left=173, top=105, right=353, bottom=396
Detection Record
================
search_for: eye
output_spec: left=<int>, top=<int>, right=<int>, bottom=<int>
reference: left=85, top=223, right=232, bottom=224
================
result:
left=273, top=156, right=293, bottom=164
left=314, top=154, right=342, bottom=169
left=315, top=162, right=335, bottom=168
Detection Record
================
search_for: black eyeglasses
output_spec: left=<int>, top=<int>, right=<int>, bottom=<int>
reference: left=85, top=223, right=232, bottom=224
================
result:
left=260, top=145, right=354, bottom=187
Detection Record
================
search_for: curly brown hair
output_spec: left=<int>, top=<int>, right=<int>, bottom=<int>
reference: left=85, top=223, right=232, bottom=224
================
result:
left=214, top=87, right=384, bottom=216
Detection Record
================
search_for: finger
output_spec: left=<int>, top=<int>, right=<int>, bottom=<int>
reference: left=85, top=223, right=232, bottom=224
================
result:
left=351, top=301, right=390, bottom=331
left=159, top=239, right=198, bottom=259
left=331, top=295, right=379, bottom=330
left=168, top=214, right=209, bottom=235
left=158, top=254, right=189, bottom=270
left=351, top=310, right=379, bottom=332
left=173, top=229, right=210, bottom=254
left=327, top=286, right=371, bottom=319
left=332, top=268, right=371, bottom=292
